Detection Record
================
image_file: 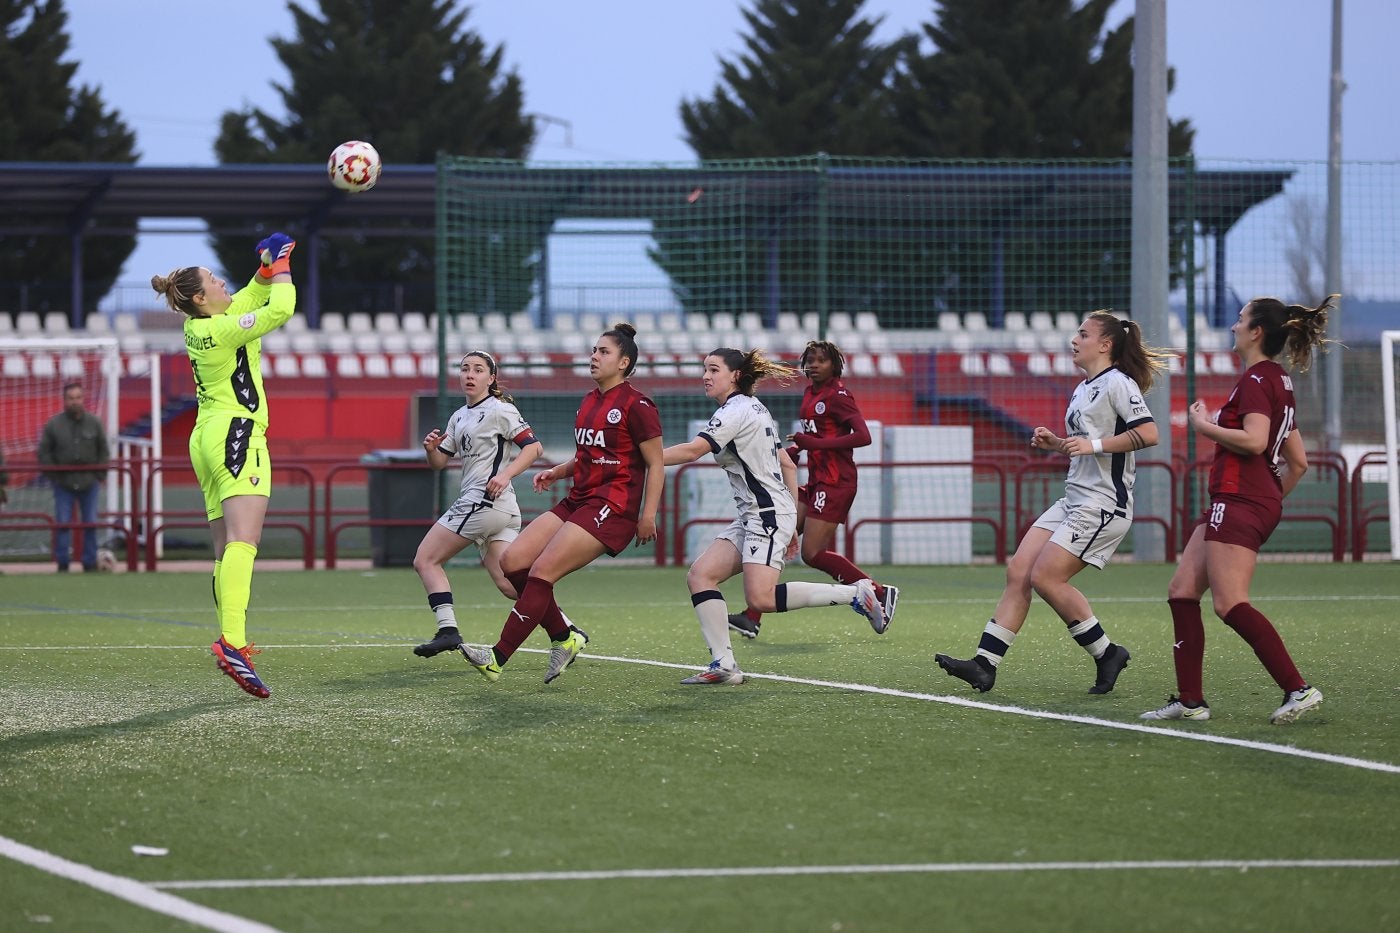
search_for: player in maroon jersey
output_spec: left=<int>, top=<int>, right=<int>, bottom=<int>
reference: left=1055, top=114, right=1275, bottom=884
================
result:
left=1142, top=295, right=1334, bottom=725
left=458, top=323, right=665, bottom=684
left=727, top=339, right=897, bottom=639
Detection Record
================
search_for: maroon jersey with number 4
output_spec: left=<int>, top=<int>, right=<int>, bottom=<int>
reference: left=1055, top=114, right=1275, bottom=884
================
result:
left=566, top=381, right=663, bottom=517
left=797, top=379, right=866, bottom=488
left=1208, top=359, right=1296, bottom=503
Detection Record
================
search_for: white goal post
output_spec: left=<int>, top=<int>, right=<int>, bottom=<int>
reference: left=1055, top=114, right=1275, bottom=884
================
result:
left=0, top=337, right=162, bottom=560
left=1382, top=331, right=1400, bottom=560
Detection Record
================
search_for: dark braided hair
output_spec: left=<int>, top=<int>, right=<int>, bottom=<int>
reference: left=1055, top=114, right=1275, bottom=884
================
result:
left=799, top=339, right=846, bottom=378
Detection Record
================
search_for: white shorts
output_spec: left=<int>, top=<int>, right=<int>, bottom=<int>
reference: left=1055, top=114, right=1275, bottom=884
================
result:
left=1033, top=497, right=1130, bottom=570
left=715, top=510, right=797, bottom=571
left=436, top=498, right=521, bottom=551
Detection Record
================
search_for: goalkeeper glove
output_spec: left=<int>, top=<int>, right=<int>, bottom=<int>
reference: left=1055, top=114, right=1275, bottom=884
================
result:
left=256, top=232, right=296, bottom=279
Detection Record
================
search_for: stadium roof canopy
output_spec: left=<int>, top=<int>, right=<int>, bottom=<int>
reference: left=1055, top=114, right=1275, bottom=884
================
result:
left=0, top=161, right=1292, bottom=325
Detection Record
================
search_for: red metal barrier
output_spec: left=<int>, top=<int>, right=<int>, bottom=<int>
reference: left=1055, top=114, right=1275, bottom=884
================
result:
left=1351, top=450, right=1391, bottom=560
left=0, top=459, right=143, bottom=571
left=141, top=460, right=317, bottom=570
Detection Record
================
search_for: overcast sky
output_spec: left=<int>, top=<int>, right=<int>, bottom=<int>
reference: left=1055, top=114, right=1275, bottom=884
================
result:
left=58, top=0, right=1400, bottom=301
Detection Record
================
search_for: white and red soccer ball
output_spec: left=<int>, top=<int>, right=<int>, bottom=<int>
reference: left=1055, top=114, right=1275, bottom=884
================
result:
left=328, top=140, right=381, bottom=193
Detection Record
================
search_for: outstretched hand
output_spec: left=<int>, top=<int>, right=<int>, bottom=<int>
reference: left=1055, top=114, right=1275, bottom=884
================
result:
left=256, top=232, right=297, bottom=279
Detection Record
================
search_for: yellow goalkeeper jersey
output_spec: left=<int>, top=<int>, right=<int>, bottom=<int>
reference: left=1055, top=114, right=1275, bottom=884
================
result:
left=183, top=277, right=296, bottom=431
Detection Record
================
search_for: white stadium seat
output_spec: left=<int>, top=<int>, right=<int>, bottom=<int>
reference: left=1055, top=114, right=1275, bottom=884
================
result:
left=300, top=354, right=328, bottom=378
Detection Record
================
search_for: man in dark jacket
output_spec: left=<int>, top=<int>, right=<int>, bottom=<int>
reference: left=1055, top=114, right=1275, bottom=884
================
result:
left=38, top=382, right=110, bottom=571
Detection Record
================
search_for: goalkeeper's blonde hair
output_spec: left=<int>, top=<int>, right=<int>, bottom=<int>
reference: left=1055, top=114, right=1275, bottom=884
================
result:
left=151, top=267, right=206, bottom=317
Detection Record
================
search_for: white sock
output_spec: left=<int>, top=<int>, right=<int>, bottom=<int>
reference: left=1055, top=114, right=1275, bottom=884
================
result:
left=780, top=580, right=857, bottom=610
left=976, top=620, right=1018, bottom=668
left=1068, top=616, right=1111, bottom=659
left=693, top=595, right=736, bottom=669
left=431, top=596, right=457, bottom=629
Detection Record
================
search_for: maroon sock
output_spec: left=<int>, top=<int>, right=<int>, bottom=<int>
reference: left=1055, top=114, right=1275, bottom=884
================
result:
left=539, top=598, right=570, bottom=642
left=744, top=607, right=763, bottom=624
left=1222, top=602, right=1306, bottom=693
left=494, top=576, right=556, bottom=661
left=806, top=549, right=867, bottom=588
left=504, top=567, right=530, bottom=599
left=1168, top=598, right=1206, bottom=704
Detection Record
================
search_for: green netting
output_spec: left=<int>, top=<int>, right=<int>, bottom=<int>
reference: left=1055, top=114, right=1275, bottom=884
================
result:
left=434, top=155, right=1307, bottom=330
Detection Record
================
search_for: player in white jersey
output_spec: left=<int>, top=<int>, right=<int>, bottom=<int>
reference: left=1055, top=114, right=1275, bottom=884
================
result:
left=936, top=311, right=1173, bottom=695
left=662, top=348, right=892, bottom=685
left=412, top=351, right=544, bottom=658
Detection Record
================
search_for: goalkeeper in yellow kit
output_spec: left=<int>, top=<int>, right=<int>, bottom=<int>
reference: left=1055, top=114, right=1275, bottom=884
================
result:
left=150, top=233, right=297, bottom=698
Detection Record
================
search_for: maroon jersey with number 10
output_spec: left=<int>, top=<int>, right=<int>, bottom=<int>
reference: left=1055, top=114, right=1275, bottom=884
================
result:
left=566, top=380, right=664, bottom=518
left=1208, top=358, right=1296, bottom=503
left=797, top=378, right=865, bottom=488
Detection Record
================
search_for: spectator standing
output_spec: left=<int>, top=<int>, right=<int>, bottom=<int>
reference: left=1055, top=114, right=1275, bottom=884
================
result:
left=38, top=382, right=110, bottom=572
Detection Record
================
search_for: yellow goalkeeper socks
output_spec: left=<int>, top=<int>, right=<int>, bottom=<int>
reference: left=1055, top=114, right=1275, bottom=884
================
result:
left=219, top=541, right=258, bottom=649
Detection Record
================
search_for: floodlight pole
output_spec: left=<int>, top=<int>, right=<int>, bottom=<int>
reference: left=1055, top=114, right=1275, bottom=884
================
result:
left=1132, top=0, right=1169, bottom=562
left=1324, top=0, right=1345, bottom=452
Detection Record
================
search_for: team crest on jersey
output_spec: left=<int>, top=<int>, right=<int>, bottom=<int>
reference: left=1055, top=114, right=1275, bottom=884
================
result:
left=814, top=401, right=827, bottom=415
left=250, top=476, right=260, bottom=486
left=607, top=408, right=622, bottom=424
left=238, top=313, right=257, bottom=329
left=708, top=416, right=722, bottom=429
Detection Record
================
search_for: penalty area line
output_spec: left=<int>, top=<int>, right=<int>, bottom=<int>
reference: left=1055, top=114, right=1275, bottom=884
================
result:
left=0, top=834, right=283, bottom=932
left=5, top=643, right=1396, bottom=775
left=578, top=651, right=1400, bottom=776
left=152, top=858, right=1400, bottom=890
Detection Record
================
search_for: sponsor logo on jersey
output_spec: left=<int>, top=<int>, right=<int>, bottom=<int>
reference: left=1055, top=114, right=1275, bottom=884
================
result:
left=576, top=427, right=607, bottom=446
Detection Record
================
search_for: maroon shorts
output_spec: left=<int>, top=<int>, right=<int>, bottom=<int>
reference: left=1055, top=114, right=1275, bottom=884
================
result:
left=1199, top=493, right=1281, bottom=553
left=550, top=495, right=639, bottom=556
left=799, top=481, right=858, bottom=525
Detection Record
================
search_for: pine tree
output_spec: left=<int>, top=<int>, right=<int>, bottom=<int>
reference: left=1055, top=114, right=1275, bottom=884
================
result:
left=882, top=0, right=1196, bottom=318
left=680, top=0, right=906, bottom=158
left=890, top=0, right=1193, bottom=158
left=211, top=0, right=534, bottom=313
left=0, top=0, right=138, bottom=319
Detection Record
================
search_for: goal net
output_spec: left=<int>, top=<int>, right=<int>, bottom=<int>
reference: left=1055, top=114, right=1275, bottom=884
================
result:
left=0, top=337, right=161, bottom=561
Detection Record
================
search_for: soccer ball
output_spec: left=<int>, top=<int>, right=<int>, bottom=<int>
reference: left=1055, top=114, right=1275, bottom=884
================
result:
left=328, top=140, right=381, bottom=193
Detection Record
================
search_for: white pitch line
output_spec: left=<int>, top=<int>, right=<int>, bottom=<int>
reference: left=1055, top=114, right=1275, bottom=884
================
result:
left=5, top=643, right=1398, bottom=774
left=151, top=858, right=1400, bottom=890
left=0, top=835, right=283, bottom=932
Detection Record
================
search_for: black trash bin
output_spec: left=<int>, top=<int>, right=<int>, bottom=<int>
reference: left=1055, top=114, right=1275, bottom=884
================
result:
left=363, top=449, right=436, bottom=567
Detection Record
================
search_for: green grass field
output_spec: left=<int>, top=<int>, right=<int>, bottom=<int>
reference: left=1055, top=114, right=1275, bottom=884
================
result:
left=2, top=562, right=1397, bottom=932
